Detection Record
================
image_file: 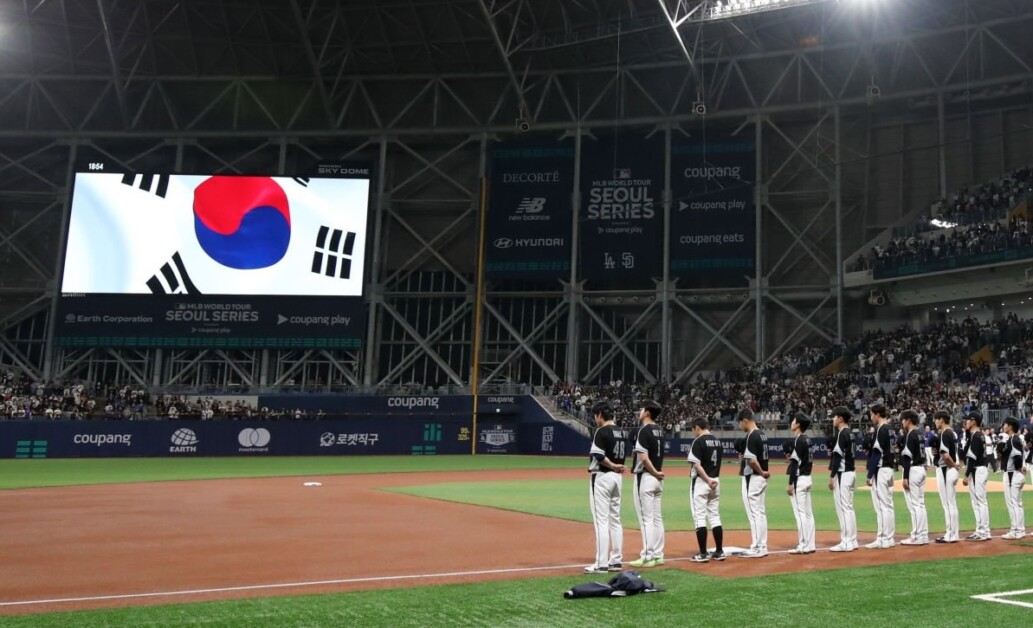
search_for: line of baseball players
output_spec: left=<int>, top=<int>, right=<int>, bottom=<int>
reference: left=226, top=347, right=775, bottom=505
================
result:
left=584, top=400, right=1031, bottom=573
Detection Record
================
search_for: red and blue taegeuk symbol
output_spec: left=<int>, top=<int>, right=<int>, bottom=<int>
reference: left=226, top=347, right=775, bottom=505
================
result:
left=192, top=176, right=291, bottom=269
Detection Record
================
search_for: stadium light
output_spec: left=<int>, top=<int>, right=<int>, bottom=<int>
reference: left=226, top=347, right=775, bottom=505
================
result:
left=685, top=0, right=834, bottom=24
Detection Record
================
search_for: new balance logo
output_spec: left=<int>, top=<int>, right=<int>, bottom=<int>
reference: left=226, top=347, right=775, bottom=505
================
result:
left=311, top=226, right=356, bottom=279
left=146, top=252, right=200, bottom=295
left=515, top=197, right=546, bottom=214
left=120, top=173, right=170, bottom=198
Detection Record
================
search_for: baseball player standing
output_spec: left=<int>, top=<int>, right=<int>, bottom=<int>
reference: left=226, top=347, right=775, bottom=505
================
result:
left=828, top=406, right=858, bottom=552
left=933, top=410, right=961, bottom=544
left=961, top=412, right=991, bottom=541
left=865, top=404, right=896, bottom=549
left=585, top=401, right=629, bottom=574
left=899, top=410, right=929, bottom=545
left=1000, top=417, right=1026, bottom=540
left=738, top=409, right=770, bottom=558
left=786, top=412, right=815, bottom=554
left=686, top=417, right=725, bottom=562
left=629, top=400, right=666, bottom=567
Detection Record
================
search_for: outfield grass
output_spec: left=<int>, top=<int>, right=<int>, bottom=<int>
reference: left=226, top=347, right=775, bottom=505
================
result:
left=0, top=455, right=585, bottom=489
left=3, top=554, right=1030, bottom=626
left=388, top=474, right=1030, bottom=534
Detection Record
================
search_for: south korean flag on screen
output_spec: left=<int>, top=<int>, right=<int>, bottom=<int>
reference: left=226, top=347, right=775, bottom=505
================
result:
left=60, top=173, right=370, bottom=296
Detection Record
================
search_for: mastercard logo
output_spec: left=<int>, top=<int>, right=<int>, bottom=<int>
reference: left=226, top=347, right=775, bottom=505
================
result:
left=193, top=176, right=291, bottom=269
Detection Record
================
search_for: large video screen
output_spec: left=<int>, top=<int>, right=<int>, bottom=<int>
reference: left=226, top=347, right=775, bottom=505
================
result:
left=61, top=173, right=370, bottom=296
left=55, top=168, right=372, bottom=349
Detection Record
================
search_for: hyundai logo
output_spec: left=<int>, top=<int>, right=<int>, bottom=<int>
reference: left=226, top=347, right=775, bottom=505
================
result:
left=494, top=238, right=513, bottom=249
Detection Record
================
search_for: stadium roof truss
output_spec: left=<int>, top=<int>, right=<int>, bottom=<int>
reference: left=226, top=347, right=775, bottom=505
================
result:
left=1, top=0, right=1032, bottom=388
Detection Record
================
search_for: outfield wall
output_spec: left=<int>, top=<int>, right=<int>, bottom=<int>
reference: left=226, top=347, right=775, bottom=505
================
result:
left=0, top=395, right=593, bottom=458
left=0, top=394, right=841, bottom=459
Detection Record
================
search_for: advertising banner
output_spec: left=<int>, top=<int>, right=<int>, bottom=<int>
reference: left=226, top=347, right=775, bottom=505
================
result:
left=477, top=420, right=519, bottom=454
left=485, top=141, right=574, bottom=278
left=0, top=394, right=603, bottom=458
left=0, top=418, right=472, bottom=458
left=579, top=134, right=663, bottom=282
left=257, top=394, right=521, bottom=417
left=56, top=295, right=365, bottom=348
left=670, top=136, right=756, bottom=282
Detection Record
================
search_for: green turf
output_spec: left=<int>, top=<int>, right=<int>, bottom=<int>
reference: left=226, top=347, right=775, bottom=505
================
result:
left=3, top=554, right=1030, bottom=626
left=0, top=455, right=585, bottom=489
left=388, top=475, right=1031, bottom=533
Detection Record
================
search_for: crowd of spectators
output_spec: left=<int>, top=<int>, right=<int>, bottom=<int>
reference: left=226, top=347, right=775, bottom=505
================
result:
left=850, top=165, right=1033, bottom=273
left=152, top=395, right=330, bottom=420
left=1, top=371, right=147, bottom=420
left=554, top=314, right=1033, bottom=437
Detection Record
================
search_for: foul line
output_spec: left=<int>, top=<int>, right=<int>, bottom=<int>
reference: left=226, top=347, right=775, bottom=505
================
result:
left=0, top=563, right=594, bottom=607
left=0, top=545, right=851, bottom=607
left=972, top=588, right=1033, bottom=609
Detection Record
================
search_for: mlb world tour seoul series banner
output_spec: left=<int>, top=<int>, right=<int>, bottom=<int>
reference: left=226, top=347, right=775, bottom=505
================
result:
left=670, top=136, right=756, bottom=279
left=580, top=134, right=663, bottom=281
left=55, top=168, right=372, bottom=348
left=485, top=141, right=574, bottom=278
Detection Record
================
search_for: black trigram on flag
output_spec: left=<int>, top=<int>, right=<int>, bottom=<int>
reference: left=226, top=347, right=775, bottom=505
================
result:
left=312, top=226, right=356, bottom=279
left=146, top=252, right=200, bottom=295
left=121, top=173, right=170, bottom=198
left=292, top=177, right=310, bottom=187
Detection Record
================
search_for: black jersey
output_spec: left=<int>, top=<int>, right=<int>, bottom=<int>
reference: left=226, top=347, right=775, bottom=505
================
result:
left=633, top=423, right=664, bottom=474
left=787, top=434, right=812, bottom=478
left=687, top=434, right=722, bottom=478
left=873, top=423, right=895, bottom=469
left=938, top=428, right=959, bottom=467
left=740, top=428, right=768, bottom=476
left=1004, top=434, right=1025, bottom=473
left=588, top=424, right=627, bottom=473
left=1025, top=432, right=1033, bottom=465
left=829, top=427, right=855, bottom=475
left=965, top=430, right=987, bottom=473
left=901, top=428, right=923, bottom=475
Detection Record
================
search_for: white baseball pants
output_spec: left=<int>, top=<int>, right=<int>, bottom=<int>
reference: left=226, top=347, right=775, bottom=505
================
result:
left=936, top=466, right=960, bottom=542
left=589, top=472, right=623, bottom=567
left=968, top=466, right=990, bottom=538
left=633, top=473, right=665, bottom=560
left=872, top=467, right=896, bottom=544
left=741, top=474, right=768, bottom=551
left=1004, top=470, right=1026, bottom=536
left=690, top=476, right=721, bottom=530
left=833, top=471, right=857, bottom=548
left=790, top=475, right=815, bottom=552
left=903, top=466, right=928, bottom=542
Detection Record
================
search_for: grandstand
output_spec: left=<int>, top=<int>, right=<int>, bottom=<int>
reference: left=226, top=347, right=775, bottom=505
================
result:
left=1, top=0, right=1033, bottom=420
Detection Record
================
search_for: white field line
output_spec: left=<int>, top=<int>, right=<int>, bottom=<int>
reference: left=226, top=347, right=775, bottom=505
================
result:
left=0, top=563, right=585, bottom=607
left=0, top=549, right=766, bottom=608
left=5, top=539, right=1018, bottom=609
left=972, top=588, right=1033, bottom=609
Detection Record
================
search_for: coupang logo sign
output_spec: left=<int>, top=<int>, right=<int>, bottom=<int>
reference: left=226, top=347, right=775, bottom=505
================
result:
left=193, top=176, right=291, bottom=269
